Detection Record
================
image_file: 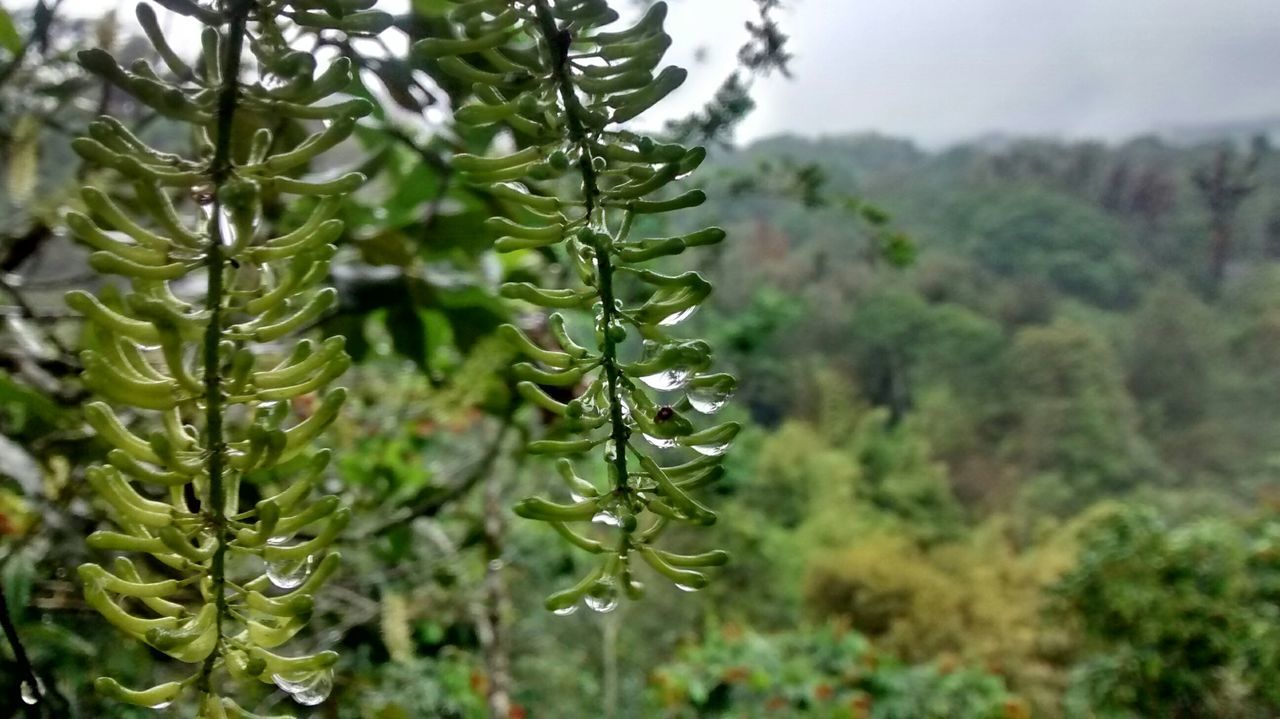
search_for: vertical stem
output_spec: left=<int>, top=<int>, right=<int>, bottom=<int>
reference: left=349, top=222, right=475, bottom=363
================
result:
left=530, top=0, right=631, bottom=491
left=478, top=459, right=514, bottom=718
left=0, top=576, right=42, bottom=719
left=601, top=608, right=619, bottom=719
left=198, top=0, right=252, bottom=698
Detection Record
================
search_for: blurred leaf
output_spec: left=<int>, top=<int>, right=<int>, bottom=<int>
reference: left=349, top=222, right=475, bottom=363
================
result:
left=423, top=210, right=493, bottom=256
left=0, top=8, right=22, bottom=55
left=358, top=230, right=417, bottom=266
left=6, top=114, right=39, bottom=203
left=0, top=434, right=40, bottom=496
left=386, top=303, right=430, bottom=372
left=411, top=0, right=452, bottom=16
left=1, top=550, right=35, bottom=622
left=325, top=313, right=370, bottom=363
left=881, top=231, right=917, bottom=268
left=0, top=372, right=65, bottom=434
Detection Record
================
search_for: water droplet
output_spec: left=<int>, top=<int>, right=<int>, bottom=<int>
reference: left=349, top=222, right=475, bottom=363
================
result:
left=585, top=580, right=619, bottom=613
left=273, top=672, right=309, bottom=694
left=191, top=183, right=215, bottom=208
left=687, top=379, right=735, bottom=415
left=263, top=73, right=291, bottom=91
left=147, top=700, right=174, bottom=709
left=570, top=491, right=590, bottom=503
left=217, top=209, right=238, bottom=247
left=642, top=433, right=678, bottom=449
left=553, top=604, right=579, bottom=616
left=639, top=367, right=693, bottom=392
left=20, top=677, right=43, bottom=705
left=266, top=555, right=314, bottom=589
left=690, top=441, right=731, bottom=457
left=675, top=583, right=702, bottom=593
left=272, top=668, right=333, bottom=707
left=592, top=511, right=621, bottom=527
left=658, top=306, right=698, bottom=327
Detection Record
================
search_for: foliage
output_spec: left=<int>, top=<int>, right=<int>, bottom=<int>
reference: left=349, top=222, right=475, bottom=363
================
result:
left=950, top=187, right=1139, bottom=308
left=803, top=521, right=1079, bottom=715
left=1003, top=320, right=1163, bottom=514
left=1054, top=505, right=1280, bottom=718
left=649, top=624, right=1022, bottom=719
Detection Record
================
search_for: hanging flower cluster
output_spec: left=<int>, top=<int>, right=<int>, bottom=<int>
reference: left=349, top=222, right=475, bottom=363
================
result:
left=66, top=0, right=387, bottom=714
left=421, top=0, right=739, bottom=614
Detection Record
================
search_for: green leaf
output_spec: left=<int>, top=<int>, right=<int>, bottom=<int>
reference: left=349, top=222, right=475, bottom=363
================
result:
left=410, top=0, right=452, bottom=17
left=1, top=550, right=35, bottom=622
left=6, top=114, right=39, bottom=203
left=0, top=9, right=22, bottom=55
left=386, top=303, right=430, bottom=372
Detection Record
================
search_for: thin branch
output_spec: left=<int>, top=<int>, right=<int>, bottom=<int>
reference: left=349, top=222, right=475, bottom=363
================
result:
left=364, top=417, right=514, bottom=538
left=0, top=561, right=43, bottom=719
left=0, top=0, right=63, bottom=92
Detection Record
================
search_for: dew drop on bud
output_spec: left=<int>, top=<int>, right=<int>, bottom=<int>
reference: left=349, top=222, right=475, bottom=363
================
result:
left=687, top=379, right=735, bottom=415
left=675, top=583, right=702, bottom=593
left=592, top=511, right=622, bottom=527
left=20, top=677, right=43, bottom=705
left=585, top=580, right=619, bottom=613
left=690, top=441, right=732, bottom=457
left=191, top=184, right=216, bottom=219
left=266, top=554, right=314, bottom=589
left=293, top=671, right=332, bottom=706
left=639, top=367, right=693, bottom=391
left=553, top=604, right=579, bottom=616
left=272, top=668, right=333, bottom=707
left=584, top=594, right=617, bottom=613
left=658, top=306, right=698, bottom=327
left=642, top=433, right=677, bottom=449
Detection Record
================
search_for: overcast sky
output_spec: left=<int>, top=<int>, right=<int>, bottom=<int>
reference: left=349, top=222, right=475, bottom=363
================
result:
left=60, top=0, right=1280, bottom=146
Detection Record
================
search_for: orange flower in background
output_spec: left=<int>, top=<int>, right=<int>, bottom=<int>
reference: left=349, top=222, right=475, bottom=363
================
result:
left=413, top=418, right=437, bottom=437
left=861, top=650, right=879, bottom=670
left=508, top=705, right=527, bottom=719
left=470, top=670, right=488, bottom=695
left=937, top=654, right=959, bottom=675
left=722, top=666, right=751, bottom=684
left=291, top=393, right=316, bottom=418
left=814, top=682, right=835, bottom=701
left=1002, top=698, right=1031, bottom=719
